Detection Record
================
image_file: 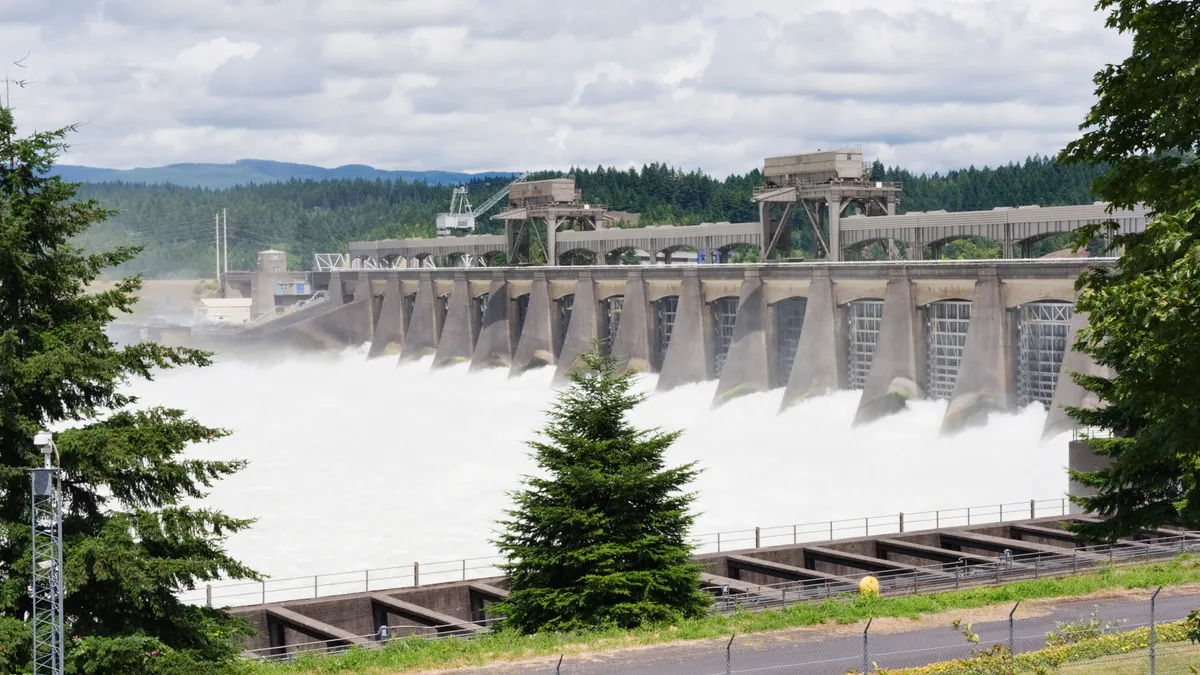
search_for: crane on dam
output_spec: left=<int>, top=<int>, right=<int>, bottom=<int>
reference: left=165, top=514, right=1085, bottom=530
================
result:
left=435, top=172, right=529, bottom=236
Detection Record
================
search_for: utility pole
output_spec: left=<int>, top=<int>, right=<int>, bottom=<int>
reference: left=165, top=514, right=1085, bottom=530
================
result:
left=222, top=208, right=228, bottom=298
left=215, top=213, right=221, bottom=291
left=31, top=431, right=63, bottom=675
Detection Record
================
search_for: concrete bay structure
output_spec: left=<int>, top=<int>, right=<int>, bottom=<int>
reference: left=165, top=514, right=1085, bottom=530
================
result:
left=217, top=258, right=1112, bottom=438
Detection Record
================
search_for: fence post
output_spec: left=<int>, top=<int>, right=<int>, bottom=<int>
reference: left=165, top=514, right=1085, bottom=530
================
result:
left=1030, top=499, right=1035, bottom=520
left=414, top=561, right=420, bottom=588
left=1034, top=556, right=1040, bottom=579
left=863, top=618, right=873, bottom=675
left=463, top=559, right=467, bottom=581
left=726, top=634, right=735, bottom=675
left=1009, top=602, right=1020, bottom=660
left=314, top=575, right=319, bottom=598
left=936, top=510, right=940, bottom=529
left=205, top=584, right=212, bottom=607
left=829, top=521, right=834, bottom=540
left=967, top=507, right=971, bottom=525
left=825, top=579, right=831, bottom=599
left=365, top=569, right=370, bottom=592
left=865, top=517, right=869, bottom=537
left=899, top=512, right=905, bottom=533
left=755, top=527, right=761, bottom=549
left=717, top=532, right=721, bottom=552
left=793, top=524, right=797, bottom=545
left=555, top=654, right=564, bottom=675
left=1061, top=497, right=1066, bottom=515
left=1072, top=548, right=1078, bottom=574
left=1150, top=586, right=1162, bottom=675
left=999, top=503, right=1003, bottom=522
left=261, top=581, right=266, bottom=605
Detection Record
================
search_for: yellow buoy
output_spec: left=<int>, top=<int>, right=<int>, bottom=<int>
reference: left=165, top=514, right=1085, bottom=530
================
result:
left=858, top=576, right=880, bottom=596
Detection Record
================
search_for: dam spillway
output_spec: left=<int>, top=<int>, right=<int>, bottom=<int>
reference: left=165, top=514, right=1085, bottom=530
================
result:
left=217, top=258, right=1108, bottom=436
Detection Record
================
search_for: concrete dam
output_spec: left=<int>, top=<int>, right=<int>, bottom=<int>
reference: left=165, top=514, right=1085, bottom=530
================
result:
left=219, top=258, right=1106, bottom=437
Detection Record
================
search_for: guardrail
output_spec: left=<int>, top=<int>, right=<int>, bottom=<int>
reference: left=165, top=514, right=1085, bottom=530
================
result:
left=240, top=530, right=1200, bottom=663
left=186, top=497, right=1079, bottom=608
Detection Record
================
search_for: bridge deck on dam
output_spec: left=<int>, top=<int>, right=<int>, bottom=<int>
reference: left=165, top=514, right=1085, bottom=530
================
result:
left=227, top=514, right=1199, bottom=658
left=232, top=259, right=1111, bottom=437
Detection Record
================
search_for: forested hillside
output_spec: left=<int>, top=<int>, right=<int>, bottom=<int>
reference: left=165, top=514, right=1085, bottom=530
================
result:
left=77, top=155, right=1105, bottom=278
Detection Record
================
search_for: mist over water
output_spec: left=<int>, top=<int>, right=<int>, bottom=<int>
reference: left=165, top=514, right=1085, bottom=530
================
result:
left=124, top=346, right=1070, bottom=580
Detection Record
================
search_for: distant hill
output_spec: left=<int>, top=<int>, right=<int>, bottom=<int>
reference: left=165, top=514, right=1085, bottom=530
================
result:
left=53, top=159, right=517, bottom=189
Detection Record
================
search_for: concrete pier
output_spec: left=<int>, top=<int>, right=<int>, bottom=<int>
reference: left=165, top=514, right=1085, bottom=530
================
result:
left=612, top=272, right=653, bottom=374
left=399, top=273, right=439, bottom=363
left=780, top=271, right=842, bottom=411
left=510, top=273, right=555, bottom=375
left=714, top=272, right=770, bottom=405
left=553, top=273, right=598, bottom=384
left=657, top=270, right=711, bottom=392
left=470, top=275, right=512, bottom=371
left=941, top=270, right=1011, bottom=432
left=367, top=277, right=405, bottom=359
left=433, top=274, right=474, bottom=368
left=1044, top=310, right=1108, bottom=439
left=854, top=270, right=922, bottom=425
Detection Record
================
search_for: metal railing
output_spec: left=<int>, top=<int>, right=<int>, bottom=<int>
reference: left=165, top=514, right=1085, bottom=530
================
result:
left=186, top=497, right=1082, bottom=608
left=239, top=531, right=1200, bottom=665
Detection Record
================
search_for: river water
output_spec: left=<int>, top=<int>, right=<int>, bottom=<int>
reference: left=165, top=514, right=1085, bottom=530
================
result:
left=123, top=345, right=1070, bottom=581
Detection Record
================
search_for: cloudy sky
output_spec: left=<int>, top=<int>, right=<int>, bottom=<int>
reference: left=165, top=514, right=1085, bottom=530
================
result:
left=1, top=0, right=1128, bottom=177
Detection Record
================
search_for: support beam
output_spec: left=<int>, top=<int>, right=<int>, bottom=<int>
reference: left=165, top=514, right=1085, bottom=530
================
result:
left=725, top=554, right=855, bottom=585
left=699, top=572, right=785, bottom=603
left=265, top=607, right=371, bottom=647
left=553, top=274, right=598, bottom=385
left=780, top=270, right=842, bottom=411
left=612, top=272, right=653, bottom=373
left=657, top=270, right=711, bottom=391
left=803, top=545, right=934, bottom=576
left=470, top=275, right=512, bottom=371
left=942, top=269, right=1012, bottom=432
left=875, top=539, right=995, bottom=566
left=510, top=273, right=555, bottom=375
left=854, top=269, right=922, bottom=425
left=466, top=583, right=509, bottom=600
left=367, top=276, right=405, bottom=359
left=938, top=531, right=1081, bottom=556
left=713, top=271, right=769, bottom=405
left=432, top=273, right=474, bottom=367
left=369, top=594, right=486, bottom=634
left=399, top=272, right=438, bottom=363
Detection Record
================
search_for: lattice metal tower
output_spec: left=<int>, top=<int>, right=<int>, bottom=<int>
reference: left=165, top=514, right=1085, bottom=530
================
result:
left=31, top=431, right=64, bottom=675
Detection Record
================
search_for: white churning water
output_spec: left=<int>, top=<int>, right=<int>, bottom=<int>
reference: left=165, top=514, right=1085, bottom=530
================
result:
left=123, top=345, right=1071, bottom=581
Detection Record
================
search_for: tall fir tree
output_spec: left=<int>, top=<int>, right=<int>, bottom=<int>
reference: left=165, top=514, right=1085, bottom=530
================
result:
left=494, top=351, right=709, bottom=633
left=1059, top=0, right=1200, bottom=538
left=0, top=108, right=257, bottom=672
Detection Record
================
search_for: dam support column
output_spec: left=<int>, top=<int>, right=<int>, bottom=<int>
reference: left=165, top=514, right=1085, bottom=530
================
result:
left=612, top=271, right=652, bottom=374
left=713, top=271, right=769, bottom=406
left=470, top=273, right=512, bottom=371
left=657, top=269, right=711, bottom=392
left=853, top=268, right=922, bottom=425
left=511, top=272, right=555, bottom=375
left=399, top=272, right=438, bottom=363
left=781, top=271, right=842, bottom=411
left=553, top=273, right=598, bottom=385
left=941, top=270, right=1013, bottom=432
left=367, top=276, right=405, bottom=359
left=1044, top=310, right=1108, bottom=439
left=433, top=272, right=474, bottom=368
left=1068, top=439, right=1111, bottom=515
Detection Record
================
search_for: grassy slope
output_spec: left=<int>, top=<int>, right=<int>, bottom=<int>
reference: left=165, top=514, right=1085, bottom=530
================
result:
left=240, top=557, right=1200, bottom=675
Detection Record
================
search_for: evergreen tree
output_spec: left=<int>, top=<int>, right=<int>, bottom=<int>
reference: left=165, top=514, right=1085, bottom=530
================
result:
left=0, top=108, right=256, bottom=672
left=1059, top=0, right=1200, bottom=539
left=494, top=351, right=709, bottom=633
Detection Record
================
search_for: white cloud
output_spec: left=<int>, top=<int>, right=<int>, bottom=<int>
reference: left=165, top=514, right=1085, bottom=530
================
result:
left=0, top=0, right=1129, bottom=176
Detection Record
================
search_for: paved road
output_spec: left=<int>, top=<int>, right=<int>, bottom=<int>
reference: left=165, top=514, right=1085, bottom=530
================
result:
left=441, top=590, right=1200, bottom=675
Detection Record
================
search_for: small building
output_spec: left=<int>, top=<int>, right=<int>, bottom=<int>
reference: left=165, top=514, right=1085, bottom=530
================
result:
left=194, top=298, right=253, bottom=326
left=764, top=148, right=867, bottom=186
left=507, top=178, right=580, bottom=208
left=257, top=250, right=287, bottom=273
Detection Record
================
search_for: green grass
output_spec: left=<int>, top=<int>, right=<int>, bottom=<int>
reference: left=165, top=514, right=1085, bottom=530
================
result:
left=240, top=557, right=1200, bottom=675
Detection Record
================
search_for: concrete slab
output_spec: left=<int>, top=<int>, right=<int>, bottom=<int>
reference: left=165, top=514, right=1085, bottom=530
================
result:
left=875, top=539, right=995, bottom=566
left=725, top=553, right=855, bottom=584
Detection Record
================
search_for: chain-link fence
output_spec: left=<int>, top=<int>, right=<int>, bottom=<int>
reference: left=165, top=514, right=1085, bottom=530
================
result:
left=243, top=584, right=1200, bottom=674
